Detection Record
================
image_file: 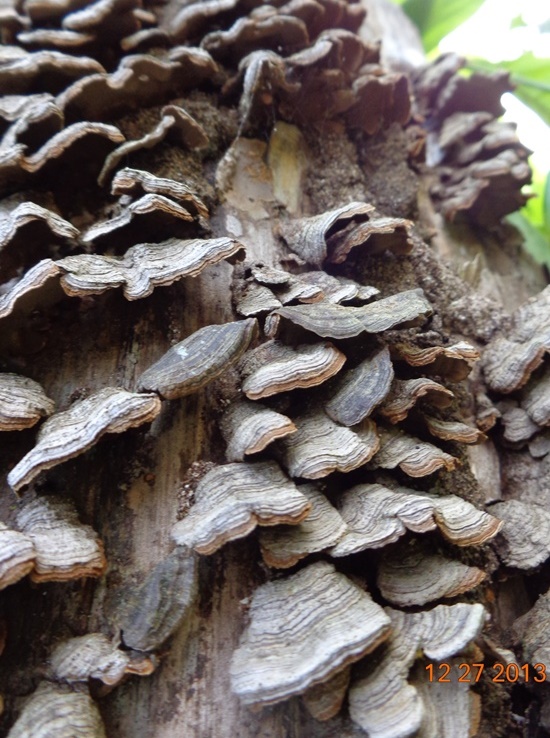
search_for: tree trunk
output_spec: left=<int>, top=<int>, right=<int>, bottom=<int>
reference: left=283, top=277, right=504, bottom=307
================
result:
left=1, top=1, right=549, bottom=737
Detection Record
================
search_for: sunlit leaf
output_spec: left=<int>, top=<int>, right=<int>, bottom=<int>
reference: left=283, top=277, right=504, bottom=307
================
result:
left=399, top=0, right=485, bottom=52
left=507, top=211, right=550, bottom=268
left=510, top=15, right=527, bottom=29
left=523, top=164, right=548, bottom=232
left=544, top=171, right=550, bottom=231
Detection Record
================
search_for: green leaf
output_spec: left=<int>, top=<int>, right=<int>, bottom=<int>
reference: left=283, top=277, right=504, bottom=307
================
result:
left=507, top=211, right=550, bottom=268
left=400, top=0, right=485, bottom=52
left=523, top=165, right=548, bottom=232
left=510, top=14, right=527, bottom=29
left=544, top=171, right=550, bottom=231
left=468, top=54, right=550, bottom=128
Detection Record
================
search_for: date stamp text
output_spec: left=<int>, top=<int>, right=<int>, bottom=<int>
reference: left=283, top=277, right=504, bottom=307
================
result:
left=425, top=663, right=547, bottom=683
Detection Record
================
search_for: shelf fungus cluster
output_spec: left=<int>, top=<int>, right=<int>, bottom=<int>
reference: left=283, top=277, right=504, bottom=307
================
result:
left=1, top=494, right=105, bottom=588
left=349, top=603, right=487, bottom=738
left=162, top=192, right=504, bottom=731
left=414, top=53, right=531, bottom=225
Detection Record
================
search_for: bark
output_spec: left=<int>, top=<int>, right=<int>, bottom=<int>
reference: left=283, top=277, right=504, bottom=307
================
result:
left=1, top=1, right=549, bottom=737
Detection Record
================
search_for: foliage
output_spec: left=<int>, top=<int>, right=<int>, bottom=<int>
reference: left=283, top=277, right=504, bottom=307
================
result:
left=398, top=0, right=485, bottom=53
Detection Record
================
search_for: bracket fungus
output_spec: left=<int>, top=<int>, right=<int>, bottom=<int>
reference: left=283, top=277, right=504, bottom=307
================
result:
left=521, top=366, right=550, bottom=427
left=81, top=195, right=195, bottom=250
left=49, top=633, right=155, bottom=686
left=0, top=48, right=104, bottom=95
left=378, top=378, right=454, bottom=424
left=8, top=388, right=161, bottom=491
left=0, top=523, right=36, bottom=589
left=414, top=54, right=531, bottom=226
left=230, top=561, right=391, bottom=707
left=429, top=493, right=502, bottom=547
left=16, top=29, right=96, bottom=51
left=331, top=484, right=501, bottom=555
left=279, top=201, right=374, bottom=266
left=0, top=202, right=78, bottom=276
left=235, top=282, right=283, bottom=316
left=377, top=543, right=486, bottom=607
left=138, top=319, right=257, bottom=400
left=58, top=50, right=217, bottom=123
left=423, top=415, right=486, bottom=444
left=259, top=484, right=347, bottom=568
left=0, top=258, right=62, bottom=320
left=59, top=237, right=244, bottom=299
left=171, top=461, right=311, bottom=554
left=117, top=547, right=197, bottom=652
left=265, top=288, right=433, bottom=339
left=221, top=400, right=297, bottom=462
left=348, top=603, right=487, bottom=738
left=0, top=0, right=541, bottom=733
left=7, top=682, right=106, bottom=738
left=491, top=499, right=550, bottom=569
left=331, top=484, right=437, bottom=554
left=390, top=341, right=479, bottom=382
left=201, top=13, right=310, bottom=64
left=373, top=428, right=458, bottom=477
left=279, top=201, right=414, bottom=267
left=20, top=122, right=124, bottom=174
left=280, top=410, right=379, bottom=479
left=287, top=270, right=380, bottom=304
left=0, top=94, right=64, bottom=152
left=15, top=495, right=106, bottom=582
left=0, top=373, right=54, bottom=430
left=239, top=340, right=346, bottom=400
left=325, top=346, right=394, bottom=426
left=97, top=104, right=209, bottom=186
left=110, top=168, right=209, bottom=217
left=482, top=287, right=550, bottom=394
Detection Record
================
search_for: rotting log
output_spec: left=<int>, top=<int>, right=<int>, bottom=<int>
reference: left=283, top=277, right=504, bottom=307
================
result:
left=0, top=1, right=549, bottom=737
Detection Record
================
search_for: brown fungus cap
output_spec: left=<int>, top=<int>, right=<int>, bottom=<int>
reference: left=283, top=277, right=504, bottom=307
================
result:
left=377, top=542, right=486, bottom=607
left=378, top=377, right=454, bottom=424
left=372, top=427, right=458, bottom=477
left=491, top=499, right=550, bottom=569
left=221, top=400, right=297, bottom=462
left=0, top=523, right=36, bottom=590
left=239, top=340, right=346, bottom=400
left=6, top=682, right=106, bottom=738
left=49, top=633, right=155, bottom=686
left=482, top=286, right=550, bottom=394
left=0, top=373, right=54, bottom=430
left=15, top=495, right=106, bottom=582
left=171, top=460, right=312, bottom=554
left=117, top=547, right=198, bottom=652
left=259, top=484, right=347, bottom=568
left=280, top=410, right=379, bottom=479
left=59, top=237, right=244, bottom=299
left=8, top=388, right=161, bottom=491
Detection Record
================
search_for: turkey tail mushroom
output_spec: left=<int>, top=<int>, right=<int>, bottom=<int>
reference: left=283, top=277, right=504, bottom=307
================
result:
left=230, top=561, right=391, bottom=707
